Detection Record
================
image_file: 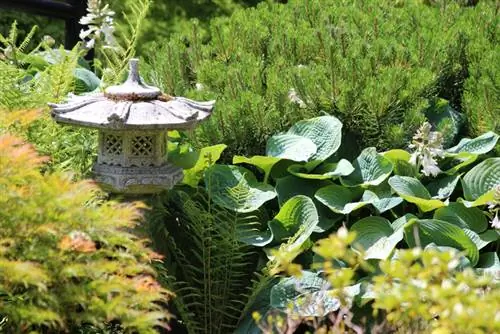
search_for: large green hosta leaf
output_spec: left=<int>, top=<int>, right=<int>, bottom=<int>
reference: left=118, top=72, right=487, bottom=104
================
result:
left=476, top=252, right=500, bottom=281
left=351, top=217, right=403, bottom=260
left=462, top=229, right=498, bottom=251
left=426, top=175, right=461, bottom=199
left=205, top=165, right=276, bottom=212
left=265, top=116, right=343, bottom=167
left=434, top=203, right=488, bottom=233
left=233, top=155, right=281, bottom=183
left=287, top=159, right=354, bottom=180
left=315, top=184, right=370, bottom=215
left=266, top=134, right=316, bottom=162
left=275, top=176, right=341, bottom=232
left=74, top=67, right=101, bottom=93
left=462, top=157, right=500, bottom=201
left=441, top=152, right=478, bottom=175
left=382, top=149, right=418, bottom=177
left=404, top=219, right=479, bottom=265
left=341, top=148, right=393, bottom=187
left=270, top=271, right=360, bottom=317
left=288, top=115, right=343, bottom=163
left=362, top=191, right=403, bottom=213
left=388, top=176, right=446, bottom=212
left=270, top=195, right=319, bottom=239
left=183, top=144, right=227, bottom=187
left=447, top=132, right=499, bottom=155
left=270, top=271, right=338, bottom=317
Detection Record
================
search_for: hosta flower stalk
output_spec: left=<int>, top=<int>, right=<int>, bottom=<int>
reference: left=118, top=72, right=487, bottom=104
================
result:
left=409, top=122, right=444, bottom=177
left=79, top=0, right=117, bottom=49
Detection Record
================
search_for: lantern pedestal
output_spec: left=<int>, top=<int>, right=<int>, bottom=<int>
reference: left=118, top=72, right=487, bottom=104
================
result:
left=93, top=163, right=183, bottom=194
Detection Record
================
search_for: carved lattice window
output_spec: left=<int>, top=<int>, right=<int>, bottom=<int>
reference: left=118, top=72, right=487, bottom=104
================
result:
left=104, top=134, right=122, bottom=155
left=131, top=136, right=154, bottom=156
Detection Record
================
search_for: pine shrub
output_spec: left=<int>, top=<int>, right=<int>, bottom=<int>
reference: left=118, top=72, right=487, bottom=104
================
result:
left=142, top=0, right=498, bottom=157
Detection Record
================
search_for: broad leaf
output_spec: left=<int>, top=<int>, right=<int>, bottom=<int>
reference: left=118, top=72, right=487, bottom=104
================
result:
left=237, top=218, right=274, bottom=247
left=270, top=271, right=339, bottom=316
left=315, top=184, right=370, bottom=215
left=205, top=165, right=276, bottom=213
left=460, top=189, right=496, bottom=208
left=391, top=214, right=418, bottom=231
left=233, top=155, right=281, bottom=183
left=463, top=229, right=497, bottom=250
left=275, top=176, right=340, bottom=232
left=288, top=115, right=343, bottom=163
left=389, top=176, right=446, bottom=212
left=447, top=132, right=499, bottom=155
left=404, top=219, right=479, bottom=265
left=426, top=175, right=461, bottom=199
left=441, top=152, right=478, bottom=175
left=362, top=190, right=403, bottom=213
left=341, top=147, right=393, bottom=187
left=288, top=159, right=354, bottom=180
left=74, top=67, right=101, bottom=93
left=476, top=252, right=500, bottom=281
left=183, top=144, right=226, bottom=187
left=270, top=195, right=319, bottom=238
left=351, top=217, right=403, bottom=260
left=462, top=157, right=500, bottom=201
left=382, top=149, right=418, bottom=177
left=266, top=134, right=316, bottom=162
left=434, top=203, right=488, bottom=233
left=425, top=98, right=464, bottom=147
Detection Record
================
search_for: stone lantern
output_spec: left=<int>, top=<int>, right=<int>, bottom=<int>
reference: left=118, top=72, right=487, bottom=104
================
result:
left=49, top=59, right=215, bottom=194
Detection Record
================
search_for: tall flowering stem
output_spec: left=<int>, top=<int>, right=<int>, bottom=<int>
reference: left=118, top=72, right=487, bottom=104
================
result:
left=79, top=0, right=117, bottom=50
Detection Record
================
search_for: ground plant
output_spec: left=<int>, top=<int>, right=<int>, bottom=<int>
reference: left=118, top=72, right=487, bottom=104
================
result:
left=0, top=0, right=498, bottom=333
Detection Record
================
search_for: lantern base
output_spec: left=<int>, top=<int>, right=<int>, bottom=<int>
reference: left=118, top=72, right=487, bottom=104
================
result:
left=92, top=163, right=183, bottom=194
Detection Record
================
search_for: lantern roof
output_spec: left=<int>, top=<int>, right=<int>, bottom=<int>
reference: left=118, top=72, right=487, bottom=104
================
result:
left=49, top=59, right=215, bottom=130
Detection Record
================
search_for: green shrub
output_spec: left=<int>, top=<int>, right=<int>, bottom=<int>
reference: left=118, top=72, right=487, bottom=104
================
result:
left=0, top=134, right=172, bottom=333
left=142, top=0, right=497, bottom=158
left=259, top=228, right=500, bottom=334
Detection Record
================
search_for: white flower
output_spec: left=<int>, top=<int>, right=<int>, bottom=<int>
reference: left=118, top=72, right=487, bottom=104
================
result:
left=195, top=83, right=204, bottom=91
left=409, top=122, right=444, bottom=177
left=79, top=0, right=117, bottom=50
left=288, top=88, right=306, bottom=108
left=491, top=212, right=500, bottom=229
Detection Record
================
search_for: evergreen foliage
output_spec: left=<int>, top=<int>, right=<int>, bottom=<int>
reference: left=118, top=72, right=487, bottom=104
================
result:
left=142, top=0, right=498, bottom=158
left=0, top=134, right=171, bottom=333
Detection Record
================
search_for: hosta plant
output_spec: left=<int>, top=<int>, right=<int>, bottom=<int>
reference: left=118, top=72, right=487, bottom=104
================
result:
left=164, top=114, right=499, bottom=333
left=0, top=134, right=171, bottom=333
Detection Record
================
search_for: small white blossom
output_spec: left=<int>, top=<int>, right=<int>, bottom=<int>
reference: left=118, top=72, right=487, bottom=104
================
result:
left=288, top=88, right=306, bottom=108
left=409, top=122, right=444, bottom=177
left=79, top=0, right=117, bottom=50
left=195, top=83, right=204, bottom=91
left=491, top=212, right=500, bottom=229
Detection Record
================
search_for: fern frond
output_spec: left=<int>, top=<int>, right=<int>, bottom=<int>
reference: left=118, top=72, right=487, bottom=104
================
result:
left=146, top=187, right=259, bottom=334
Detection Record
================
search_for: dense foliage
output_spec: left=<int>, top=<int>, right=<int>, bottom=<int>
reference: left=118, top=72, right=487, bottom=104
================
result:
left=0, top=134, right=171, bottom=333
left=0, top=0, right=498, bottom=333
left=142, top=0, right=498, bottom=158
left=153, top=114, right=499, bottom=333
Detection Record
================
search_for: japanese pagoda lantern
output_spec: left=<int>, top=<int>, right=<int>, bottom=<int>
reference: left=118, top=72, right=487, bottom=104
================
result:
left=49, top=58, right=214, bottom=194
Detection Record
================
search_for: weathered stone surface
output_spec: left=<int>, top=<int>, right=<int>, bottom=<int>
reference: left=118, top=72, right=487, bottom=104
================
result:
left=49, top=59, right=215, bottom=194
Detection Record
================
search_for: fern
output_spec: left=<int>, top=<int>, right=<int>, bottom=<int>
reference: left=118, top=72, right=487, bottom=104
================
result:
left=146, top=187, right=259, bottom=334
left=0, top=21, right=38, bottom=66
